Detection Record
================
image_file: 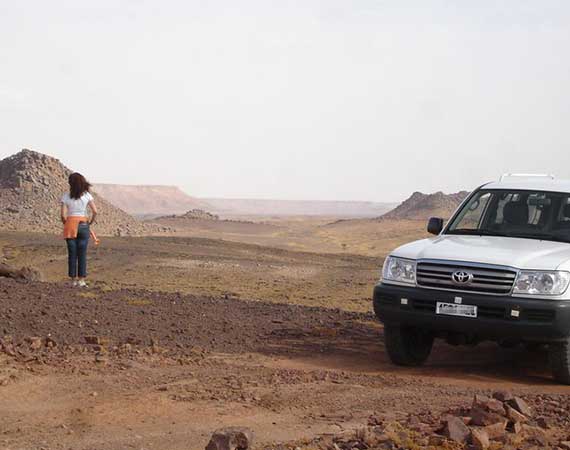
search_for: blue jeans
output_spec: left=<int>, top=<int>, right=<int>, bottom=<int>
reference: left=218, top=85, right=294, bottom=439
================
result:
left=66, top=223, right=90, bottom=278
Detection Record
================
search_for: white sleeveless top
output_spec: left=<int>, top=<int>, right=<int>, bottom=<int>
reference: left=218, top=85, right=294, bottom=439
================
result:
left=61, top=192, right=94, bottom=217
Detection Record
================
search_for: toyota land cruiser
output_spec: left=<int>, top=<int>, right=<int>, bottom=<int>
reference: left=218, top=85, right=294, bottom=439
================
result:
left=373, top=174, right=570, bottom=383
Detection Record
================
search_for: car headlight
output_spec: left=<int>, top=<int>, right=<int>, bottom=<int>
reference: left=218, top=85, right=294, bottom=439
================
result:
left=382, top=256, right=416, bottom=285
left=513, top=271, right=570, bottom=296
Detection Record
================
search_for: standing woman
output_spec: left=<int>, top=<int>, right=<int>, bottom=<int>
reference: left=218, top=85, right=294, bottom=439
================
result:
left=60, top=173, right=98, bottom=287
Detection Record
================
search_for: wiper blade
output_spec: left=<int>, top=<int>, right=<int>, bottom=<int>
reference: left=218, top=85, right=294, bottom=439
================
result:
left=447, top=229, right=509, bottom=237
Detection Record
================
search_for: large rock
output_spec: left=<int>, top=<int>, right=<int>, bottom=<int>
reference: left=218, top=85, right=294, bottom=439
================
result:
left=205, top=427, right=254, bottom=450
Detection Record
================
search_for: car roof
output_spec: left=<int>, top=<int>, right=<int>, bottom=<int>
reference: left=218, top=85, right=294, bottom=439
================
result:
left=482, top=178, right=570, bottom=193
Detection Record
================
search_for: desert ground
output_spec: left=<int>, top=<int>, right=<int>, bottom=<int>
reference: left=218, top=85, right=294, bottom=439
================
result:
left=2, top=218, right=570, bottom=450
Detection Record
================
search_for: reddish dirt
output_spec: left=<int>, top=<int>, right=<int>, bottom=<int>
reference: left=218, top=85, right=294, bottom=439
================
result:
left=2, top=278, right=570, bottom=450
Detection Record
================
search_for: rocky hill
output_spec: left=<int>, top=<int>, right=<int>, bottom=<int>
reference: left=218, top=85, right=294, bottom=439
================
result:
left=0, top=149, right=155, bottom=236
left=93, top=184, right=212, bottom=217
left=154, top=209, right=219, bottom=221
left=381, top=190, right=469, bottom=220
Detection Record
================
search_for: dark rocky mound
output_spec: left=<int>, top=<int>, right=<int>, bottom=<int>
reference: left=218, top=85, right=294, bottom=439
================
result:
left=0, top=149, right=155, bottom=236
left=381, top=190, right=469, bottom=220
left=155, top=209, right=220, bottom=221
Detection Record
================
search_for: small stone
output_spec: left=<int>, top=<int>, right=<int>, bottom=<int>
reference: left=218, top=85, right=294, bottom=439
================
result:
left=443, top=417, right=470, bottom=443
left=470, top=407, right=505, bottom=427
left=471, top=428, right=490, bottom=450
left=521, top=424, right=546, bottom=438
left=483, top=421, right=507, bottom=440
left=485, top=399, right=507, bottom=415
left=94, top=353, right=108, bottom=364
left=507, top=397, right=532, bottom=417
left=27, top=337, right=42, bottom=350
left=559, top=441, right=570, bottom=450
left=511, top=422, right=523, bottom=434
left=473, top=394, right=506, bottom=415
left=205, top=427, right=254, bottom=450
left=492, top=390, right=514, bottom=402
left=506, top=405, right=528, bottom=424
left=536, top=416, right=554, bottom=429
left=85, top=336, right=101, bottom=345
left=473, top=394, right=491, bottom=408
left=428, top=435, right=446, bottom=446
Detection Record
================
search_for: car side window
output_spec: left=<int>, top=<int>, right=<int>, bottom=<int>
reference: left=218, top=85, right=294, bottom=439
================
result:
left=554, top=197, right=570, bottom=228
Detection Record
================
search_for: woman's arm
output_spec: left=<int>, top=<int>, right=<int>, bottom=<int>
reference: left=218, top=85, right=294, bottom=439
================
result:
left=88, top=201, right=98, bottom=224
left=60, top=203, right=67, bottom=224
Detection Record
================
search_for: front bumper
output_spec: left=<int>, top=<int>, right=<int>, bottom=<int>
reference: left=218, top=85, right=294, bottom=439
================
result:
left=373, top=283, right=570, bottom=342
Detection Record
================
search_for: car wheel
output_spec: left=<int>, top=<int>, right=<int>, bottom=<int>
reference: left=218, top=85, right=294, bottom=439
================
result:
left=548, top=339, right=570, bottom=384
left=383, top=324, right=434, bottom=366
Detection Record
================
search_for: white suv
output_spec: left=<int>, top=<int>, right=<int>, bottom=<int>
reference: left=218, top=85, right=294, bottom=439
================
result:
left=373, top=174, right=570, bottom=384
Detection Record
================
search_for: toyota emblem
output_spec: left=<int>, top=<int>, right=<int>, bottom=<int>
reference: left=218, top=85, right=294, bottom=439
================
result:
left=451, top=271, right=474, bottom=285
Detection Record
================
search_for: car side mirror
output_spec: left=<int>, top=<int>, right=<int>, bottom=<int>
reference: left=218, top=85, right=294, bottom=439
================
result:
left=427, top=217, right=444, bottom=235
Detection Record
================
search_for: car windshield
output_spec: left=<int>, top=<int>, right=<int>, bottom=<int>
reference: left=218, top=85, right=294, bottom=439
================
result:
left=446, top=189, right=570, bottom=244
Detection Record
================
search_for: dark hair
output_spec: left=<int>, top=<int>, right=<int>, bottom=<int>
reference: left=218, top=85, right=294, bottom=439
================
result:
left=68, top=172, right=92, bottom=200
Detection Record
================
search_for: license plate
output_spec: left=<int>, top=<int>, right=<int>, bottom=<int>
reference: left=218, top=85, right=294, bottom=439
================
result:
left=436, top=302, right=477, bottom=318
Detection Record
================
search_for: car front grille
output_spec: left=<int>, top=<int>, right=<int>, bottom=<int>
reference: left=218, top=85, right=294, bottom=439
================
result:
left=416, top=261, right=517, bottom=295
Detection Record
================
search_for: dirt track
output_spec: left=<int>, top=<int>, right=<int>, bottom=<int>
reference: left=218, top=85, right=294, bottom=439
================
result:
left=2, top=278, right=570, bottom=449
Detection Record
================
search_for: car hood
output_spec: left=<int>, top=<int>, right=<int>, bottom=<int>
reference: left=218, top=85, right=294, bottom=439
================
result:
left=391, top=235, right=570, bottom=271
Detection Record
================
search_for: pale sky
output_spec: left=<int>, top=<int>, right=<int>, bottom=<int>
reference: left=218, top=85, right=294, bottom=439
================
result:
left=1, top=1, right=569, bottom=202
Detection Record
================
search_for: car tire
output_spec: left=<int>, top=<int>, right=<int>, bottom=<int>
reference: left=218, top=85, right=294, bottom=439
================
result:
left=383, top=324, right=434, bottom=366
left=549, top=339, right=570, bottom=384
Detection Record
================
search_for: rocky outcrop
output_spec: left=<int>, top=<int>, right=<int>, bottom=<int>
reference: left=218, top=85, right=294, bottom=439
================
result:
left=0, top=149, right=156, bottom=236
left=381, top=190, right=469, bottom=220
left=155, top=209, right=219, bottom=221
